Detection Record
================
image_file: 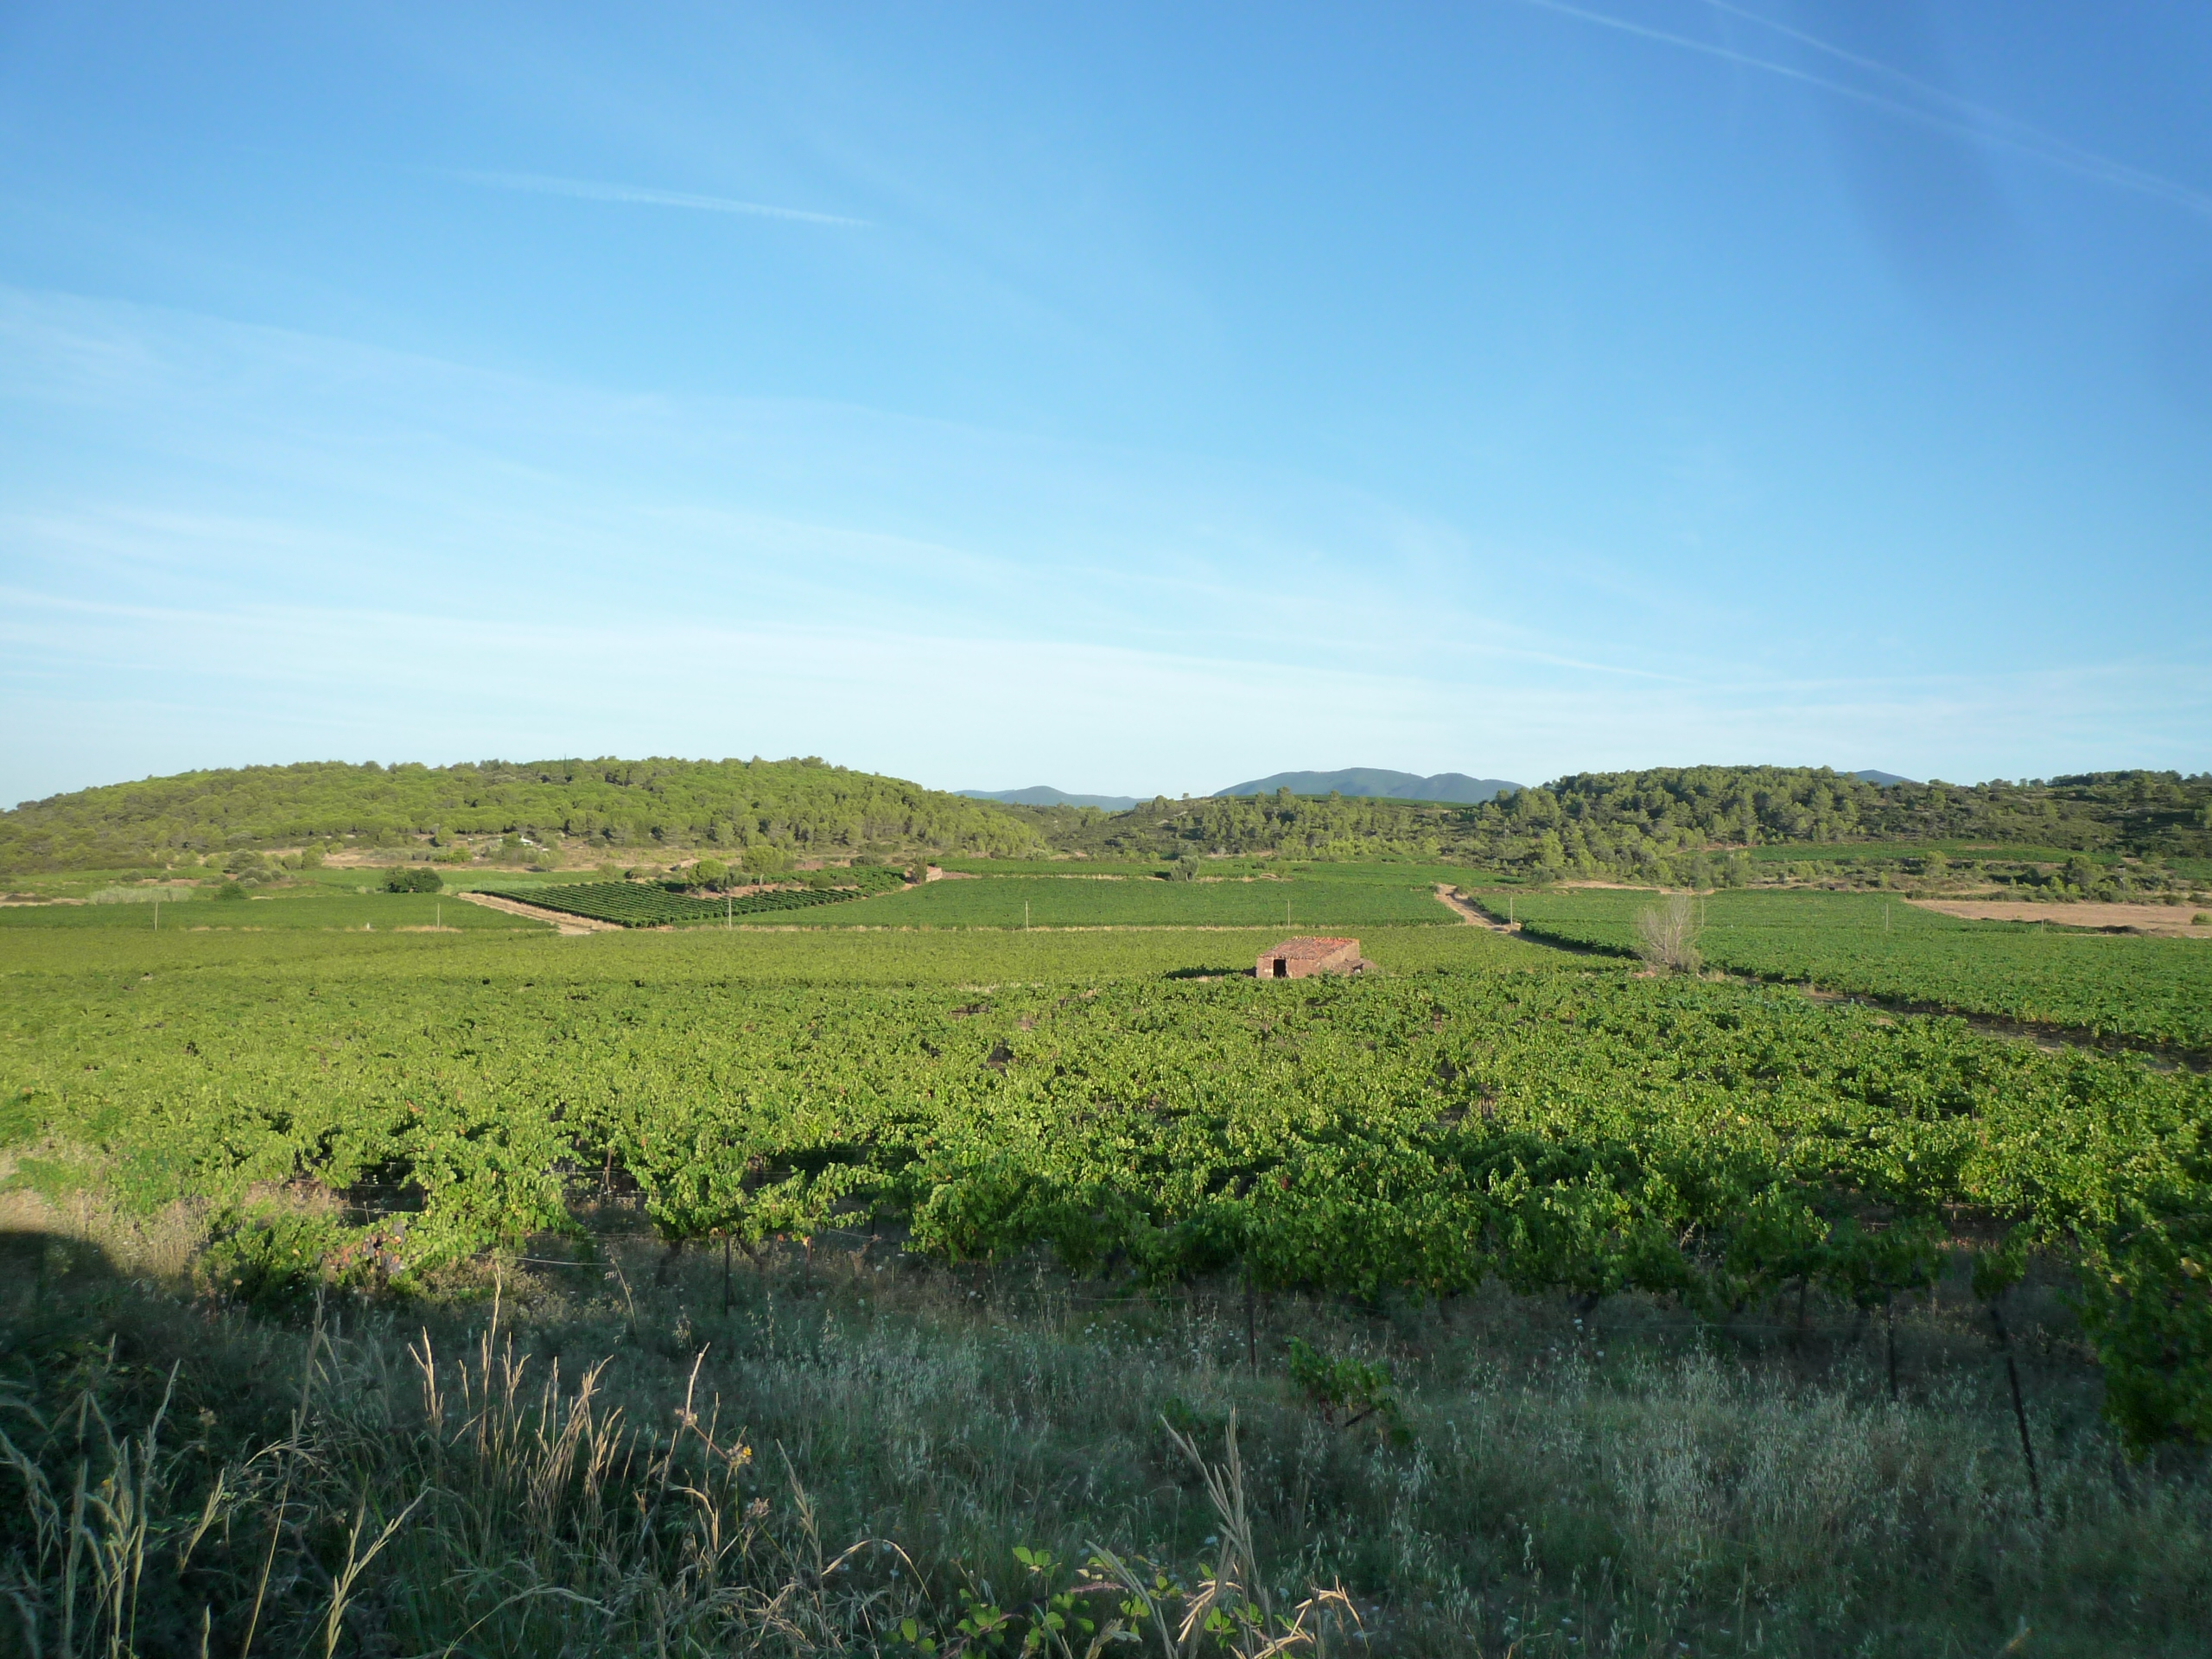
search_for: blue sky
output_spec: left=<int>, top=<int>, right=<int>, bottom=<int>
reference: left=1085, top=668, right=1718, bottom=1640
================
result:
left=3, top=2, right=2208, bottom=805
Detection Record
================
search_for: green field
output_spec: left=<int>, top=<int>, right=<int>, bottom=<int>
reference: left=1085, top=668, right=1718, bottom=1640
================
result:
left=1740, top=842, right=2212, bottom=883
left=511, top=869, right=905, bottom=926
left=930, top=856, right=1180, bottom=876
left=6, top=879, right=2212, bottom=1656
left=3, top=901, right=2204, bottom=1449
left=1471, top=887, right=2212, bottom=1051
left=828, top=868, right=1465, bottom=929
left=0, top=861, right=1478, bottom=935
left=0, top=914, right=1536, bottom=993
left=0, top=888, right=546, bottom=931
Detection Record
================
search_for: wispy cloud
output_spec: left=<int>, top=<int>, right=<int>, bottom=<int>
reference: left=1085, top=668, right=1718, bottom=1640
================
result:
left=452, top=169, right=868, bottom=226
left=1506, top=0, right=2212, bottom=220
left=4, top=284, right=2203, bottom=802
left=7, top=582, right=2203, bottom=800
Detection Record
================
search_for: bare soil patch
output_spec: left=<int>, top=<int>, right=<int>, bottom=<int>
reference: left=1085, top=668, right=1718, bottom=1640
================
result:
left=1908, top=899, right=2212, bottom=938
left=1433, top=883, right=1517, bottom=931
left=456, top=891, right=619, bottom=935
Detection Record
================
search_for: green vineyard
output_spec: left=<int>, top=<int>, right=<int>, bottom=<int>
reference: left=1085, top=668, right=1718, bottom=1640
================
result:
left=502, top=868, right=906, bottom=927
left=837, top=868, right=1464, bottom=928
left=8, top=918, right=2207, bottom=1452
left=1471, top=887, right=2212, bottom=1051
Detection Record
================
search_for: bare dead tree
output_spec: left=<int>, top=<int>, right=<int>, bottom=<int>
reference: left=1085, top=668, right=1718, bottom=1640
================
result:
left=1633, top=893, right=1703, bottom=974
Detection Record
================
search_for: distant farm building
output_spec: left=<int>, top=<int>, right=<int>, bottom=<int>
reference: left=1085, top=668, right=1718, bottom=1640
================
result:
left=1255, top=937, right=1367, bottom=979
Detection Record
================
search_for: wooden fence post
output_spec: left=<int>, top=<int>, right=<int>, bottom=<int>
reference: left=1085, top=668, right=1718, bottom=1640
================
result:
left=1988, top=1297, right=2044, bottom=1519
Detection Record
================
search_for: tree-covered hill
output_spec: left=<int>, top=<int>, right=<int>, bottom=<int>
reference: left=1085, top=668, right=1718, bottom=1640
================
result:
left=12, top=758, right=2208, bottom=887
left=1038, top=766, right=2212, bottom=888
left=0, top=756, right=1039, bottom=873
left=1498, top=766, right=2212, bottom=861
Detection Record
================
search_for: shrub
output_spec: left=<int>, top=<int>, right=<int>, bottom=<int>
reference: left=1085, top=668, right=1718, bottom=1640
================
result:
left=1286, top=1337, right=1408, bottom=1444
left=385, top=868, right=443, bottom=893
left=194, top=1205, right=378, bottom=1312
left=488, top=835, right=537, bottom=865
left=214, top=882, right=250, bottom=901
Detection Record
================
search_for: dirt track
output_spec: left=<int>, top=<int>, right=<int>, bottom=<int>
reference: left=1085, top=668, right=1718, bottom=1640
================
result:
left=1907, top=899, right=2211, bottom=938
left=456, top=891, right=622, bottom=934
left=1433, top=883, right=1517, bottom=931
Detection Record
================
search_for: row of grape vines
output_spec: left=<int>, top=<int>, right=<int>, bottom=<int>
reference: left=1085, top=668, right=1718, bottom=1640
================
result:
left=1473, top=887, right=2212, bottom=1052
left=502, top=872, right=903, bottom=927
left=11, top=949, right=2207, bottom=1451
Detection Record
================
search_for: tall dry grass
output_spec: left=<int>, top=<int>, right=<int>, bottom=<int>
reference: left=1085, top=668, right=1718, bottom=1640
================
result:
left=2, top=1225, right=2209, bottom=1656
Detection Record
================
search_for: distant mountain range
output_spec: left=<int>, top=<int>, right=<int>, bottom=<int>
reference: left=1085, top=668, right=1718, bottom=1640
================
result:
left=1214, top=768, right=1522, bottom=804
left=957, top=786, right=1141, bottom=810
left=1851, top=770, right=1918, bottom=786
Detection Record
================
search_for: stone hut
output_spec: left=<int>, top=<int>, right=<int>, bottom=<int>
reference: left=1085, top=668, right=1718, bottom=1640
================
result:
left=1255, top=936, right=1365, bottom=980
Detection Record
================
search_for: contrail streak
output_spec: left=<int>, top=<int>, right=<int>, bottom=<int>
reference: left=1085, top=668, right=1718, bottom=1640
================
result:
left=1697, top=0, right=2212, bottom=215
left=1505, top=0, right=2212, bottom=220
left=454, top=170, right=868, bottom=227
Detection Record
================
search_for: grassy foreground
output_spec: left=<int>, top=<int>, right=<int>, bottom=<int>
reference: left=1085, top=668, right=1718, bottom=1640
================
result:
left=3, top=1209, right=2208, bottom=1658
